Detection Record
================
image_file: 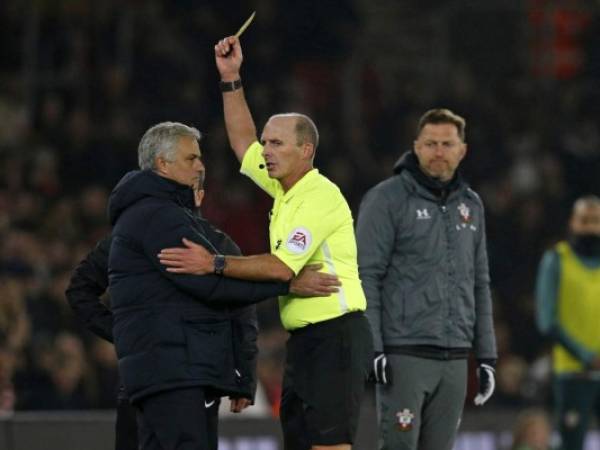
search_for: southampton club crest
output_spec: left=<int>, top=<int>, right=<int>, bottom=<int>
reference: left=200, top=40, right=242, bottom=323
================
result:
left=457, top=202, right=471, bottom=223
left=396, top=409, right=415, bottom=431
left=456, top=202, right=478, bottom=231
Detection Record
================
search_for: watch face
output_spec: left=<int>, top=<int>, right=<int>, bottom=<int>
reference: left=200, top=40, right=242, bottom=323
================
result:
left=214, top=255, right=226, bottom=274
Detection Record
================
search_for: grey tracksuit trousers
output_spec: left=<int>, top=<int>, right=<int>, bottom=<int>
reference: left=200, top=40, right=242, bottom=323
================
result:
left=376, top=354, right=467, bottom=450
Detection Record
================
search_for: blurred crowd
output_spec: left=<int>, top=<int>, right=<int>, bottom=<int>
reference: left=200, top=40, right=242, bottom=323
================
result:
left=0, top=0, right=599, bottom=423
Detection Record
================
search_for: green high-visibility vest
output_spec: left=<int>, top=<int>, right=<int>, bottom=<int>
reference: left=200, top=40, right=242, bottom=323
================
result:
left=553, top=241, right=600, bottom=373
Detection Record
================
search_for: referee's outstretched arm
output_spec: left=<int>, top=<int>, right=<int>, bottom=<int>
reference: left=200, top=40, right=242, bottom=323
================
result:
left=215, top=35, right=257, bottom=162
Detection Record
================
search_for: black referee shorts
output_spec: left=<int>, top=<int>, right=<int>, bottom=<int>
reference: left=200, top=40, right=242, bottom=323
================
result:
left=280, top=311, right=373, bottom=450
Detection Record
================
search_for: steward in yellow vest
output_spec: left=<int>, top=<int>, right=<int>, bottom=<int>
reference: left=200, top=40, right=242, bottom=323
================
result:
left=536, top=195, right=600, bottom=450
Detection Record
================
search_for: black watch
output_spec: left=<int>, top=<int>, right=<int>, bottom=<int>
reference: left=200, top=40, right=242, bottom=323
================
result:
left=219, top=79, right=242, bottom=92
left=213, top=254, right=227, bottom=275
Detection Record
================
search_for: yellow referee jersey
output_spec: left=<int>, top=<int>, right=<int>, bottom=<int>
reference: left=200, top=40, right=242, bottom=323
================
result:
left=241, top=141, right=366, bottom=330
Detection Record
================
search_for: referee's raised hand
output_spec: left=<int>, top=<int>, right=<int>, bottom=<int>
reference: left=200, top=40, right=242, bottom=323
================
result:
left=215, top=36, right=243, bottom=80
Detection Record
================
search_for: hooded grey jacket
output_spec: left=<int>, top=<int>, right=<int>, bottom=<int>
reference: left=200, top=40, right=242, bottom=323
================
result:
left=356, top=153, right=497, bottom=360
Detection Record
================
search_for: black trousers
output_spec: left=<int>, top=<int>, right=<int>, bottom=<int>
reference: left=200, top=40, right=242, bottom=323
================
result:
left=116, top=385, right=138, bottom=450
left=136, top=387, right=220, bottom=450
left=554, top=377, right=600, bottom=450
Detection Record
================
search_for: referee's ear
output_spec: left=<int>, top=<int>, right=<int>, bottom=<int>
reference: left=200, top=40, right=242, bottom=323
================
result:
left=301, top=142, right=315, bottom=162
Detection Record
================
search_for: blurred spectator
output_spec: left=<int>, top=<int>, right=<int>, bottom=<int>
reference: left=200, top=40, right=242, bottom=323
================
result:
left=0, top=278, right=31, bottom=352
left=256, top=329, right=288, bottom=418
left=535, top=196, right=600, bottom=450
left=45, top=332, right=94, bottom=409
left=0, top=347, right=17, bottom=418
left=88, top=338, right=118, bottom=409
left=511, top=409, right=553, bottom=450
left=494, top=355, right=530, bottom=408
left=0, top=278, right=30, bottom=417
left=17, top=332, right=94, bottom=410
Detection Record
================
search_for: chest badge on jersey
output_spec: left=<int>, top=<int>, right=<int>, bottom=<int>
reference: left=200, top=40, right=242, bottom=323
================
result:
left=457, top=202, right=477, bottom=231
left=458, top=202, right=471, bottom=223
left=396, top=409, right=415, bottom=431
left=286, top=227, right=312, bottom=254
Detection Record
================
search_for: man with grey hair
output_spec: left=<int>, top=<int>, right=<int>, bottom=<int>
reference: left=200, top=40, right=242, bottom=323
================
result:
left=157, top=37, right=373, bottom=450
left=137, top=121, right=202, bottom=171
left=107, top=121, right=339, bottom=450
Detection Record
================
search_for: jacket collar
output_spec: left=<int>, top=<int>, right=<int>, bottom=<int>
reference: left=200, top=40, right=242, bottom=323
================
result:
left=108, top=170, right=196, bottom=225
left=394, top=151, right=467, bottom=203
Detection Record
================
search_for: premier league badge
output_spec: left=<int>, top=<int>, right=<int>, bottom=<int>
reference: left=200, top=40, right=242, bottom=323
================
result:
left=396, top=409, right=415, bottom=431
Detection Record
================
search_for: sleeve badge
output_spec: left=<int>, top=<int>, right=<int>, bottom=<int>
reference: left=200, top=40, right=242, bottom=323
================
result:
left=396, top=408, right=415, bottom=431
left=285, top=227, right=312, bottom=254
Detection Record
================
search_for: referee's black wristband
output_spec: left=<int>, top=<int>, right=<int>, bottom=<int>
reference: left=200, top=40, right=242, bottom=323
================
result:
left=220, top=79, right=242, bottom=92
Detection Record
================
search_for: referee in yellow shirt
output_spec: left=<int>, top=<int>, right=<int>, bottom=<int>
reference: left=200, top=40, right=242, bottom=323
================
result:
left=158, top=36, right=373, bottom=450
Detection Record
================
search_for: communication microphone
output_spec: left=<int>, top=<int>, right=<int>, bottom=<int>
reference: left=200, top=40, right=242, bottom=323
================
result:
left=259, top=163, right=266, bottom=169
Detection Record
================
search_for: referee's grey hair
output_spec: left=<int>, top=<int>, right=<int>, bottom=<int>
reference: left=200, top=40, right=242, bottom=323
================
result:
left=270, top=113, right=319, bottom=151
left=138, top=122, right=201, bottom=170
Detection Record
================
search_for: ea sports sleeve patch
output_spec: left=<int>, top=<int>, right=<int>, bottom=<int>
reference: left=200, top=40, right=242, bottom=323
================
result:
left=285, top=227, right=312, bottom=254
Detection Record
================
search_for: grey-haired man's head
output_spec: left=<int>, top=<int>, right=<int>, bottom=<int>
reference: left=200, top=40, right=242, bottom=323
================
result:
left=138, top=122, right=204, bottom=188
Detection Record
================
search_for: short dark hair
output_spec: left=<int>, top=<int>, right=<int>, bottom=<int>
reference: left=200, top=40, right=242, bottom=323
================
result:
left=574, top=195, right=600, bottom=212
left=294, top=115, right=319, bottom=150
left=417, top=108, right=466, bottom=142
left=271, top=113, right=319, bottom=150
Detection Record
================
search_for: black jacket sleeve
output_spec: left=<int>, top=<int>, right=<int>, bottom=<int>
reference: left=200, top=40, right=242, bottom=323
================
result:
left=65, top=236, right=114, bottom=342
left=220, top=232, right=259, bottom=400
left=231, top=305, right=259, bottom=400
left=142, top=207, right=289, bottom=304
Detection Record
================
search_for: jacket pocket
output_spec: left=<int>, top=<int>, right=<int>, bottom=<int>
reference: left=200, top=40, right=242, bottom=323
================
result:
left=389, top=283, right=406, bottom=324
left=182, top=318, right=232, bottom=379
left=118, top=352, right=157, bottom=396
left=455, top=285, right=476, bottom=340
left=402, top=285, right=441, bottom=339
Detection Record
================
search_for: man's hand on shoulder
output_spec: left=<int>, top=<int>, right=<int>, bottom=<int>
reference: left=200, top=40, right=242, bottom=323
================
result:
left=290, top=264, right=341, bottom=297
left=158, top=238, right=214, bottom=275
